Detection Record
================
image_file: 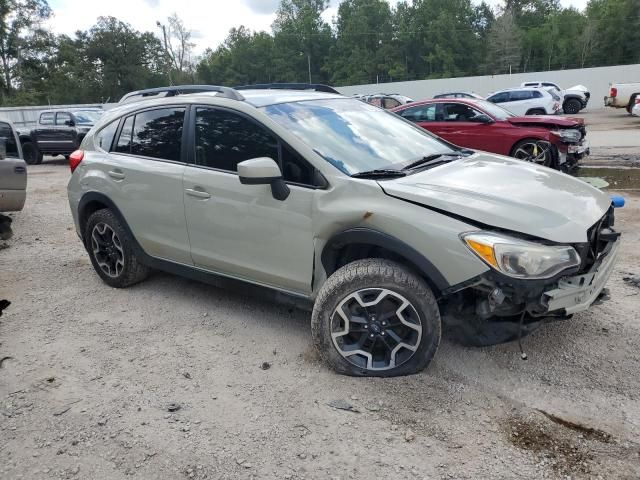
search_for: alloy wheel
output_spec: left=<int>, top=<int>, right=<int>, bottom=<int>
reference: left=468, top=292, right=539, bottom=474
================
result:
left=513, top=141, right=553, bottom=166
left=330, top=288, right=422, bottom=371
left=91, top=222, right=125, bottom=278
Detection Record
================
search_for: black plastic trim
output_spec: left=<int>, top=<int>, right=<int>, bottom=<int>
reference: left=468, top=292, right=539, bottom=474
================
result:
left=321, top=227, right=450, bottom=293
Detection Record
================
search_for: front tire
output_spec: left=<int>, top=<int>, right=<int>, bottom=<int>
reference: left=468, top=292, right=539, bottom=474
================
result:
left=525, top=108, right=546, bottom=115
left=563, top=98, right=582, bottom=115
left=311, top=259, right=441, bottom=377
left=511, top=138, right=555, bottom=168
left=84, top=209, right=149, bottom=288
left=22, top=142, right=43, bottom=165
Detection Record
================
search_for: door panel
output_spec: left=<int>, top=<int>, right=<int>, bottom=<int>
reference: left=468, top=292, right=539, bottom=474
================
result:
left=183, top=168, right=314, bottom=293
left=99, top=107, right=191, bottom=264
left=183, top=106, right=315, bottom=294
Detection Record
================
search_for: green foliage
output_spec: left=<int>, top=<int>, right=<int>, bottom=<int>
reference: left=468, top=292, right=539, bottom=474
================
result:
left=0, top=0, right=639, bottom=106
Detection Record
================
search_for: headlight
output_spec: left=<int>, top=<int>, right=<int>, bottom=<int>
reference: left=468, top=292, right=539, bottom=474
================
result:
left=552, top=129, right=581, bottom=143
left=462, top=232, right=581, bottom=279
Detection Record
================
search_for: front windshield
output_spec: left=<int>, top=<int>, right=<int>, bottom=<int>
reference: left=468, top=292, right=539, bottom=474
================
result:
left=73, top=110, right=103, bottom=124
left=263, top=98, right=457, bottom=175
left=475, top=99, right=515, bottom=120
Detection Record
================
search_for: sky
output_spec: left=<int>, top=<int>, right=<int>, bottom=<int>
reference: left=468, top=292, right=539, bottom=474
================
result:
left=46, top=0, right=589, bottom=56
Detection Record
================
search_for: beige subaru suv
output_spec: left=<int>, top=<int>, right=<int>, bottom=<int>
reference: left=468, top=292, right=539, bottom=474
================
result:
left=67, top=87, right=620, bottom=377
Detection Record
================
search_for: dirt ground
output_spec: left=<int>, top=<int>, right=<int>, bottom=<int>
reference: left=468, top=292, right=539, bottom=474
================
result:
left=2, top=156, right=640, bottom=480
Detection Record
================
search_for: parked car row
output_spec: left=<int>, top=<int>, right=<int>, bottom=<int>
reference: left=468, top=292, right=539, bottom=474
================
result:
left=392, top=98, right=588, bottom=170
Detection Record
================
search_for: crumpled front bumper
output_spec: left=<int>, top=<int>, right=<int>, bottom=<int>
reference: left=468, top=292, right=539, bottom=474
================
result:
left=543, top=240, right=620, bottom=315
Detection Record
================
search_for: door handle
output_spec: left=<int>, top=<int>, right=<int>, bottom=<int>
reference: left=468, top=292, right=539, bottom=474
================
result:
left=108, top=170, right=125, bottom=180
left=14, top=166, right=26, bottom=174
left=185, top=188, right=211, bottom=200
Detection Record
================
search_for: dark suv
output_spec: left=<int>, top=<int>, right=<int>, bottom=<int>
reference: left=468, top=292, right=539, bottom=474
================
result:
left=20, top=108, right=103, bottom=165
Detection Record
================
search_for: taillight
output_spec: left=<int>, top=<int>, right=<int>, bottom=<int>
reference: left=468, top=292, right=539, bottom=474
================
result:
left=610, top=87, right=617, bottom=98
left=69, top=150, right=84, bottom=173
left=635, top=97, right=640, bottom=105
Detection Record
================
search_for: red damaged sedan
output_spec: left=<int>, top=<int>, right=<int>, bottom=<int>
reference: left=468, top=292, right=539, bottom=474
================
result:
left=392, top=98, right=589, bottom=170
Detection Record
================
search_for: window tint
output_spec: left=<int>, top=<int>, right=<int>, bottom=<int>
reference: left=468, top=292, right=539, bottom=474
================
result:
left=523, top=82, right=538, bottom=87
left=130, top=108, right=185, bottom=161
left=542, top=83, right=557, bottom=88
left=195, top=108, right=278, bottom=172
left=487, top=92, right=509, bottom=103
left=532, top=90, right=543, bottom=99
left=194, top=108, right=317, bottom=185
left=56, top=112, right=72, bottom=125
left=510, top=91, right=532, bottom=101
left=115, top=116, right=134, bottom=154
left=443, top=103, right=483, bottom=122
left=0, top=122, right=19, bottom=158
left=97, top=120, right=119, bottom=151
left=399, top=104, right=438, bottom=122
left=39, top=112, right=54, bottom=125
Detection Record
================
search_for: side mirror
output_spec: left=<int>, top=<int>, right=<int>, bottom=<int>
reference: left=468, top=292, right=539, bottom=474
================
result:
left=472, top=114, right=494, bottom=124
left=65, top=120, right=75, bottom=127
left=238, top=157, right=290, bottom=201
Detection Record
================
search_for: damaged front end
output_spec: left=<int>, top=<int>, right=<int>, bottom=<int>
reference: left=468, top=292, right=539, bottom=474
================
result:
left=552, top=124, right=589, bottom=170
left=441, top=208, right=620, bottom=346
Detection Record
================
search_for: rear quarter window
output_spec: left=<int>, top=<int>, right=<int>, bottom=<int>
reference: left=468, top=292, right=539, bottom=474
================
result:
left=96, top=120, right=120, bottom=152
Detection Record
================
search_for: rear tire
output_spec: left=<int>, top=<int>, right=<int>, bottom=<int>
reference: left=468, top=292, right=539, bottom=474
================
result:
left=311, top=259, right=441, bottom=377
left=84, top=209, right=149, bottom=288
left=627, top=94, right=639, bottom=114
left=22, top=142, right=43, bottom=165
left=563, top=98, right=582, bottom=115
left=525, top=108, right=546, bottom=115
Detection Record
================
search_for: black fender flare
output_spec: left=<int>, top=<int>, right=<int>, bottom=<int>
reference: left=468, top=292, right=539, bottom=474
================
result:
left=77, top=192, right=148, bottom=260
left=320, top=227, right=450, bottom=293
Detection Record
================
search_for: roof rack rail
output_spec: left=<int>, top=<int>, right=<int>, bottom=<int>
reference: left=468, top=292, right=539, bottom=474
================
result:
left=234, top=83, right=340, bottom=94
left=118, top=85, right=244, bottom=104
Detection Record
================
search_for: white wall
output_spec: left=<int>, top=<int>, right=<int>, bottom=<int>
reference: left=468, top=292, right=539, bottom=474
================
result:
left=337, top=64, right=640, bottom=107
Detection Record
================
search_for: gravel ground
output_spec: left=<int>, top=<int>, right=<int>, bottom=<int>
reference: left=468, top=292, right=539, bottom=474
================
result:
left=1, top=160, right=640, bottom=480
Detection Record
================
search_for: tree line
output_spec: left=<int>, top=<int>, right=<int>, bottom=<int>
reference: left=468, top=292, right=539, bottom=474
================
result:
left=1, top=0, right=639, bottom=107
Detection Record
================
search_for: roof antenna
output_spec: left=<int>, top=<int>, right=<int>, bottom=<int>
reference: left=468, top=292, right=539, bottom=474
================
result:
left=517, top=310, right=528, bottom=360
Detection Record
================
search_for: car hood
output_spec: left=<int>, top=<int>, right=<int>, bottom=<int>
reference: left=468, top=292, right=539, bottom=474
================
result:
left=568, top=84, right=589, bottom=93
left=379, top=153, right=611, bottom=243
left=506, top=115, right=583, bottom=128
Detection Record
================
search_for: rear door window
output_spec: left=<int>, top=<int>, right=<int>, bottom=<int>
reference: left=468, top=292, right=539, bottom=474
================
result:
left=487, top=92, right=509, bottom=103
left=130, top=108, right=185, bottom=161
left=509, top=91, right=533, bottom=101
left=399, top=104, right=438, bottom=122
left=383, top=98, right=401, bottom=109
left=56, top=112, right=72, bottom=125
left=39, top=112, right=54, bottom=125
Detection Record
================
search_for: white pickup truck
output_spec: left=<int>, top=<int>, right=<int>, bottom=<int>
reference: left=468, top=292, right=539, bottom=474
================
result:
left=604, top=82, right=640, bottom=113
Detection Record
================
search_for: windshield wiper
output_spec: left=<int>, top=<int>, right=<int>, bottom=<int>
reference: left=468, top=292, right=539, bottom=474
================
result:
left=402, top=153, right=462, bottom=171
left=351, top=169, right=406, bottom=179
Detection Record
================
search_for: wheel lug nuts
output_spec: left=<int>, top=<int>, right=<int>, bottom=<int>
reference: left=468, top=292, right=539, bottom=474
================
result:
left=369, top=334, right=374, bottom=338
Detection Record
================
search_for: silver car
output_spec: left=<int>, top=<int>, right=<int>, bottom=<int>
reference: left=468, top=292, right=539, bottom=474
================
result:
left=67, top=87, right=620, bottom=377
left=0, top=120, right=26, bottom=213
